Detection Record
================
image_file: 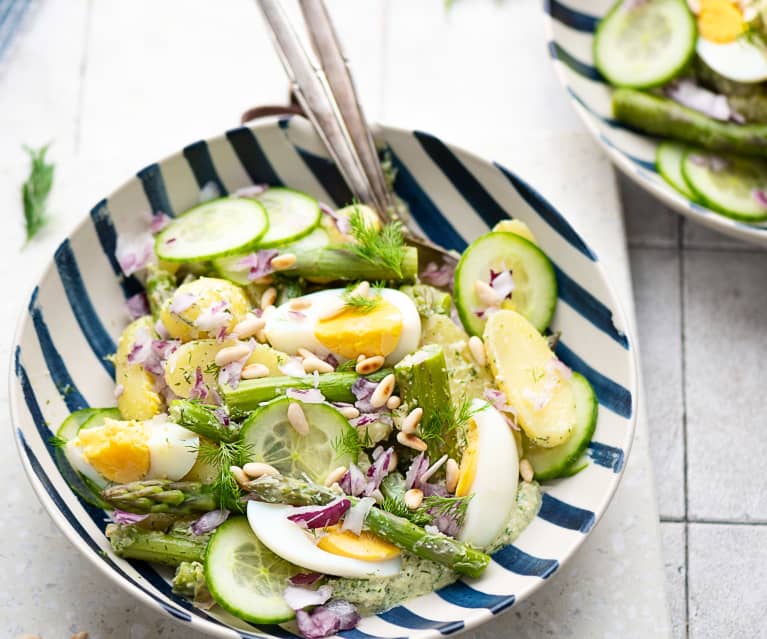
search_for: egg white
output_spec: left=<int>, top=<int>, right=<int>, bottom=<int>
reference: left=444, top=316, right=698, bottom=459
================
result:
left=457, top=400, right=519, bottom=549
left=64, top=439, right=110, bottom=488
left=247, top=501, right=402, bottom=579
left=697, top=36, right=767, bottom=84
left=264, top=288, right=421, bottom=364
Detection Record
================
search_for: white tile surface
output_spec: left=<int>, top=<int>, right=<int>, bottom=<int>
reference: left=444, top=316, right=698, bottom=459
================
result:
left=660, top=523, right=687, bottom=639
left=620, top=174, right=680, bottom=249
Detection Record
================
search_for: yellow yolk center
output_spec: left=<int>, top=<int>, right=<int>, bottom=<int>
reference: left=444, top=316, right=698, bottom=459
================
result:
left=77, top=419, right=150, bottom=483
left=698, top=0, right=745, bottom=43
left=314, top=299, right=403, bottom=359
left=317, top=526, right=400, bottom=561
left=455, top=419, right=479, bottom=498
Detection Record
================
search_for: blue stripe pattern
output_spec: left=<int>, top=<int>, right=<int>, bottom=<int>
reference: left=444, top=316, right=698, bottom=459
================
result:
left=548, top=41, right=603, bottom=82
left=226, top=127, right=283, bottom=186
left=588, top=441, right=626, bottom=472
left=437, top=582, right=515, bottom=614
left=0, top=0, right=31, bottom=62
left=183, top=140, right=228, bottom=195
left=137, top=164, right=175, bottom=216
left=492, top=545, right=559, bottom=579
left=544, top=0, right=598, bottom=32
left=53, top=240, right=116, bottom=378
left=599, top=134, right=659, bottom=173
left=378, top=607, right=464, bottom=634
left=89, top=199, right=145, bottom=298
left=538, top=494, right=596, bottom=533
left=285, top=142, right=353, bottom=206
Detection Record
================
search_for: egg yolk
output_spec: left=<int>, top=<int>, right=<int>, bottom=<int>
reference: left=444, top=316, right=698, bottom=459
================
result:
left=76, top=419, right=150, bottom=483
left=698, top=0, right=745, bottom=43
left=314, top=299, right=403, bottom=359
left=455, top=419, right=479, bottom=498
left=316, top=526, right=400, bottom=561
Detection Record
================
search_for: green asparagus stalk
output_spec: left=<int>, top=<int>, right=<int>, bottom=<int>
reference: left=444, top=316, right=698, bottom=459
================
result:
left=102, top=479, right=217, bottom=514
left=172, top=561, right=213, bottom=608
left=612, top=88, right=767, bottom=158
left=106, top=522, right=207, bottom=566
left=245, top=475, right=490, bottom=578
left=222, top=369, right=391, bottom=413
left=145, top=266, right=177, bottom=317
left=168, top=400, right=239, bottom=443
left=276, top=278, right=305, bottom=306
left=399, top=284, right=451, bottom=317
left=285, top=246, right=418, bottom=283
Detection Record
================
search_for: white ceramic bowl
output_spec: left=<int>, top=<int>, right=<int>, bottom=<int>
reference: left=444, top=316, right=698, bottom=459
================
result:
left=10, top=117, right=637, bottom=638
left=544, top=0, right=767, bottom=246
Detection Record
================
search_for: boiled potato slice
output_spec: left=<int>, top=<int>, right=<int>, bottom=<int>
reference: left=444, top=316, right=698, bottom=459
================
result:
left=492, top=219, right=537, bottom=244
left=164, top=338, right=234, bottom=398
left=484, top=309, right=575, bottom=447
left=115, top=317, right=163, bottom=420
left=160, top=277, right=250, bottom=342
left=245, top=343, right=291, bottom=376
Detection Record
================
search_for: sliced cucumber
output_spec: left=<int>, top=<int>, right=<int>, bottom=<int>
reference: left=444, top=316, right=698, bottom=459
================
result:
left=657, top=141, right=696, bottom=200
left=213, top=227, right=329, bottom=286
left=594, top=0, right=696, bottom=89
left=454, top=231, right=557, bottom=336
left=80, top=407, right=122, bottom=431
left=155, top=198, right=269, bottom=262
left=240, top=397, right=357, bottom=483
left=56, top=408, right=99, bottom=441
left=205, top=516, right=297, bottom=624
left=681, top=151, right=767, bottom=222
left=256, top=187, right=321, bottom=248
left=522, top=373, right=597, bottom=481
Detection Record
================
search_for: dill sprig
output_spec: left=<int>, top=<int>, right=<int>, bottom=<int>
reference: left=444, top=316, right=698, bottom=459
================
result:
left=342, top=281, right=383, bottom=313
left=348, top=206, right=406, bottom=278
left=49, top=434, right=68, bottom=449
left=422, top=494, right=471, bottom=526
left=418, top=395, right=484, bottom=450
left=333, top=425, right=367, bottom=459
left=198, top=439, right=253, bottom=511
left=21, top=144, right=55, bottom=244
left=382, top=495, right=431, bottom=526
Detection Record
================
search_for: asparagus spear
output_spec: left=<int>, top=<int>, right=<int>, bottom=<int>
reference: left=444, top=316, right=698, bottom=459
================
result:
left=106, top=522, right=207, bottom=566
left=102, top=479, right=217, bottom=514
left=145, top=266, right=177, bottom=317
left=172, top=560, right=213, bottom=608
left=222, top=369, right=391, bottom=413
left=612, top=88, right=767, bottom=158
left=246, top=475, right=490, bottom=578
left=169, top=400, right=239, bottom=443
left=284, top=246, right=418, bottom=282
left=399, top=284, right=451, bottom=317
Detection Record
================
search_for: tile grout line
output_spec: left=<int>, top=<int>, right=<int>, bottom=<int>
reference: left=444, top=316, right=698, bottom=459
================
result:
left=73, top=0, right=93, bottom=155
left=628, top=241, right=766, bottom=254
left=661, top=517, right=767, bottom=526
left=678, top=216, right=690, bottom=639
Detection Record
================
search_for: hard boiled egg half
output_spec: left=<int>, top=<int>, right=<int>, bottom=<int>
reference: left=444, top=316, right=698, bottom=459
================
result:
left=264, top=288, right=420, bottom=364
left=247, top=501, right=402, bottom=578
left=64, top=416, right=199, bottom=487
left=692, top=0, right=767, bottom=83
left=455, top=400, right=519, bottom=549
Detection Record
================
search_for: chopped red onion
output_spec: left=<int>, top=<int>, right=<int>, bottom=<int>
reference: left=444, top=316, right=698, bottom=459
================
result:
left=199, top=181, right=221, bottom=202
left=547, top=357, right=573, bottom=380
left=350, top=413, right=379, bottom=428
left=351, top=377, right=380, bottom=413
left=289, top=572, right=323, bottom=587
left=490, top=269, right=515, bottom=300
left=126, top=293, right=150, bottom=320
left=284, top=584, right=333, bottom=611
left=155, top=319, right=169, bottom=339
left=419, top=454, right=448, bottom=484
left=342, top=497, right=375, bottom=536
left=286, top=387, right=326, bottom=404
left=431, top=508, right=462, bottom=537
left=127, top=326, right=153, bottom=365
left=484, top=388, right=519, bottom=430
left=213, top=407, right=230, bottom=426
left=279, top=357, right=307, bottom=377
left=114, top=384, right=124, bottom=399
left=321, top=203, right=352, bottom=235
left=287, top=497, right=351, bottom=529
left=190, top=367, right=209, bottom=401
left=149, top=212, right=172, bottom=234
left=405, top=452, right=430, bottom=490
left=312, top=370, right=320, bottom=388
left=111, top=510, right=148, bottom=525
left=754, top=189, right=767, bottom=209
left=365, top=447, right=394, bottom=494
left=234, top=184, right=268, bottom=198
left=664, top=80, right=740, bottom=122
left=194, top=300, right=232, bottom=334
left=324, top=353, right=339, bottom=368
left=218, top=338, right=256, bottom=390
left=237, top=249, right=280, bottom=281
left=192, top=509, right=230, bottom=535
left=420, top=261, right=454, bottom=288
left=422, top=482, right=449, bottom=498
left=339, top=464, right=367, bottom=497
left=170, top=292, right=198, bottom=314
left=288, top=310, right=307, bottom=321
left=523, top=387, right=552, bottom=411
left=115, top=232, right=154, bottom=277
left=296, top=599, right=360, bottom=638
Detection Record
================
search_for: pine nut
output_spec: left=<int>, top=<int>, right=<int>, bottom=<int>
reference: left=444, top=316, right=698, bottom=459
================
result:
left=241, top=363, right=269, bottom=379
left=288, top=297, right=311, bottom=311
left=338, top=405, right=360, bottom=420
left=318, top=297, right=347, bottom=320
left=287, top=402, right=310, bottom=435
left=271, top=253, right=297, bottom=270
left=388, top=450, right=398, bottom=472
left=230, top=465, right=250, bottom=487
left=243, top=462, right=279, bottom=478
left=519, top=458, right=534, bottom=483
left=370, top=374, right=396, bottom=408
left=404, top=488, right=424, bottom=510
left=261, top=287, right=277, bottom=310
left=254, top=275, right=274, bottom=285
left=324, top=466, right=348, bottom=487
left=397, top=431, right=427, bottom=452
left=356, top=355, right=385, bottom=375
left=468, top=336, right=487, bottom=367
left=233, top=315, right=266, bottom=339
left=350, top=281, right=370, bottom=298
left=446, top=458, right=460, bottom=493
left=297, top=347, right=315, bottom=360
left=401, top=407, right=423, bottom=434
left=303, top=356, right=334, bottom=374
left=386, top=394, right=401, bottom=410
left=255, top=328, right=268, bottom=343
left=475, top=280, right=501, bottom=307
left=215, top=343, right=251, bottom=367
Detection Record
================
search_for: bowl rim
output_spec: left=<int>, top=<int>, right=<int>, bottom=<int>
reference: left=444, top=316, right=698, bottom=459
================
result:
left=9, top=117, right=639, bottom=638
left=542, top=1, right=767, bottom=247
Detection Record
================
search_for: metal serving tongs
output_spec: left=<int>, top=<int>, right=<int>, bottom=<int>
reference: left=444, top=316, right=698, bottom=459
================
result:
left=255, top=0, right=457, bottom=267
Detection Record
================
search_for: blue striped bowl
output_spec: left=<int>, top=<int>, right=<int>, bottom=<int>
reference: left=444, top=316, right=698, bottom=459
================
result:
left=545, top=0, right=767, bottom=246
left=10, top=117, right=637, bottom=638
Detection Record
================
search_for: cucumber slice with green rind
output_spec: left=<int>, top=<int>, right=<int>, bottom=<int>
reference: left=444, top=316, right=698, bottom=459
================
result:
left=522, top=373, right=597, bottom=481
left=256, top=187, right=322, bottom=248
left=79, top=407, right=122, bottom=431
left=205, top=517, right=297, bottom=624
left=56, top=408, right=100, bottom=441
left=454, top=231, right=557, bottom=336
left=681, top=151, right=767, bottom=222
left=657, top=141, right=696, bottom=200
left=240, top=397, right=357, bottom=483
left=594, top=0, right=696, bottom=89
left=155, top=198, right=269, bottom=262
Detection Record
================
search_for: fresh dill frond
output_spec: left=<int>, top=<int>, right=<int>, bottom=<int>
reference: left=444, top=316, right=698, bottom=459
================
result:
left=48, top=434, right=67, bottom=449
left=198, top=439, right=253, bottom=511
left=342, top=281, right=382, bottom=313
left=348, top=206, right=406, bottom=278
left=333, top=426, right=364, bottom=459
left=381, top=495, right=431, bottom=526
left=21, top=144, right=55, bottom=244
left=421, top=494, right=472, bottom=526
left=418, top=394, right=480, bottom=450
